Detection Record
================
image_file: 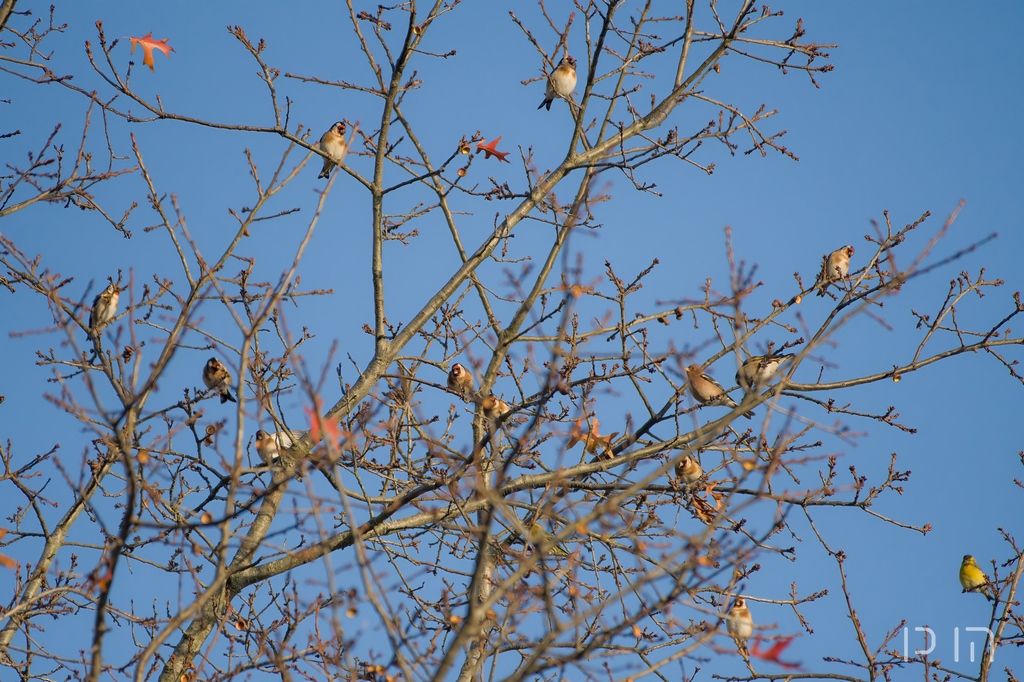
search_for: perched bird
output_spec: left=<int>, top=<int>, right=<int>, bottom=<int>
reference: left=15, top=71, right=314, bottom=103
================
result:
left=202, top=357, right=237, bottom=404
left=317, top=121, right=347, bottom=179
left=88, top=283, right=119, bottom=333
left=735, top=354, right=794, bottom=391
left=685, top=364, right=753, bottom=419
left=727, top=598, right=754, bottom=653
left=447, top=363, right=475, bottom=401
left=528, top=522, right=570, bottom=557
left=817, top=245, right=855, bottom=297
left=675, top=455, right=703, bottom=485
left=538, top=55, right=577, bottom=111
left=481, top=394, right=511, bottom=422
left=960, top=555, right=994, bottom=601
left=254, top=429, right=307, bottom=478
left=254, top=429, right=282, bottom=466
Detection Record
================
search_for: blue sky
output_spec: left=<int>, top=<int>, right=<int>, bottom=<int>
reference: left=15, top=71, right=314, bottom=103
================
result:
left=2, top=1, right=1023, bottom=678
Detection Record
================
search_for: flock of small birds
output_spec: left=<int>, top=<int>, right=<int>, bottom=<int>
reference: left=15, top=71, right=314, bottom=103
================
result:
left=313, top=54, right=579, bottom=183
left=80, top=59, right=993, bottom=653
left=720, top=557, right=998, bottom=657
left=432, top=240, right=992, bottom=654
left=446, top=362, right=510, bottom=422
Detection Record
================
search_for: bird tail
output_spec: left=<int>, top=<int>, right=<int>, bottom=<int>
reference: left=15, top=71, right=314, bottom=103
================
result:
left=222, top=391, right=237, bottom=404
left=538, top=99, right=552, bottom=111
left=723, top=397, right=753, bottom=419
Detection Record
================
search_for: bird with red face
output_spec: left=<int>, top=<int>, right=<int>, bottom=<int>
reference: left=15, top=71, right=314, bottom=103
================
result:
left=254, top=429, right=307, bottom=478
left=447, top=363, right=475, bottom=401
left=318, top=121, right=347, bottom=179
left=88, top=283, right=119, bottom=336
left=817, top=245, right=855, bottom=296
left=727, top=598, right=754, bottom=653
left=675, top=455, right=703, bottom=485
left=203, top=358, right=237, bottom=404
left=481, top=394, right=511, bottom=423
left=685, top=364, right=753, bottom=419
left=538, top=56, right=577, bottom=111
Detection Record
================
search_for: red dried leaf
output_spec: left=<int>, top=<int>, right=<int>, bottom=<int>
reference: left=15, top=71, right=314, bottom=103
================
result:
left=567, top=417, right=617, bottom=456
left=305, top=399, right=343, bottom=443
left=476, top=137, right=510, bottom=163
left=749, top=635, right=802, bottom=669
left=129, top=32, right=175, bottom=72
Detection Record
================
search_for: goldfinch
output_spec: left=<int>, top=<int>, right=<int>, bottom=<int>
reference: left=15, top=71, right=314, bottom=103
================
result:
left=528, top=522, right=570, bottom=557
left=318, top=121, right=347, bottom=179
left=735, top=354, right=794, bottom=391
left=675, top=455, right=703, bottom=485
left=684, top=364, right=753, bottom=419
left=817, top=245, right=855, bottom=296
left=727, top=598, right=754, bottom=652
left=481, top=394, right=511, bottom=422
left=202, top=358, right=237, bottom=404
left=254, top=429, right=281, bottom=466
left=254, top=429, right=307, bottom=478
left=538, top=56, right=577, bottom=111
left=447, top=363, right=475, bottom=401
left=88, top=283, right=119, bottom=333
left=959, top=555, right=994, bottom=601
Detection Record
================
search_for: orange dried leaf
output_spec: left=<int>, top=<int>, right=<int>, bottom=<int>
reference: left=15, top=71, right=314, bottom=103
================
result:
left=306, top=399, right=344, bottom=443
left=0, top=554, right=16, bottom=570
left=130, top=32, right=175, bottom=72
left=695, top=554, right=716, bottom=567
left=691, top=495, right=717, bottom=524
left=750, top=635, right=802, bottom=669
left=567, top=418, right=616, bottom=456
left=476, top=137, right=511, bottom=163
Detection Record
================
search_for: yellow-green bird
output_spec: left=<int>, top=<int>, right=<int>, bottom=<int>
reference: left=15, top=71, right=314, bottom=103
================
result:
left=529, top=522, right=570, bottom=557
left=959, top=555, right=993, bottom=601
